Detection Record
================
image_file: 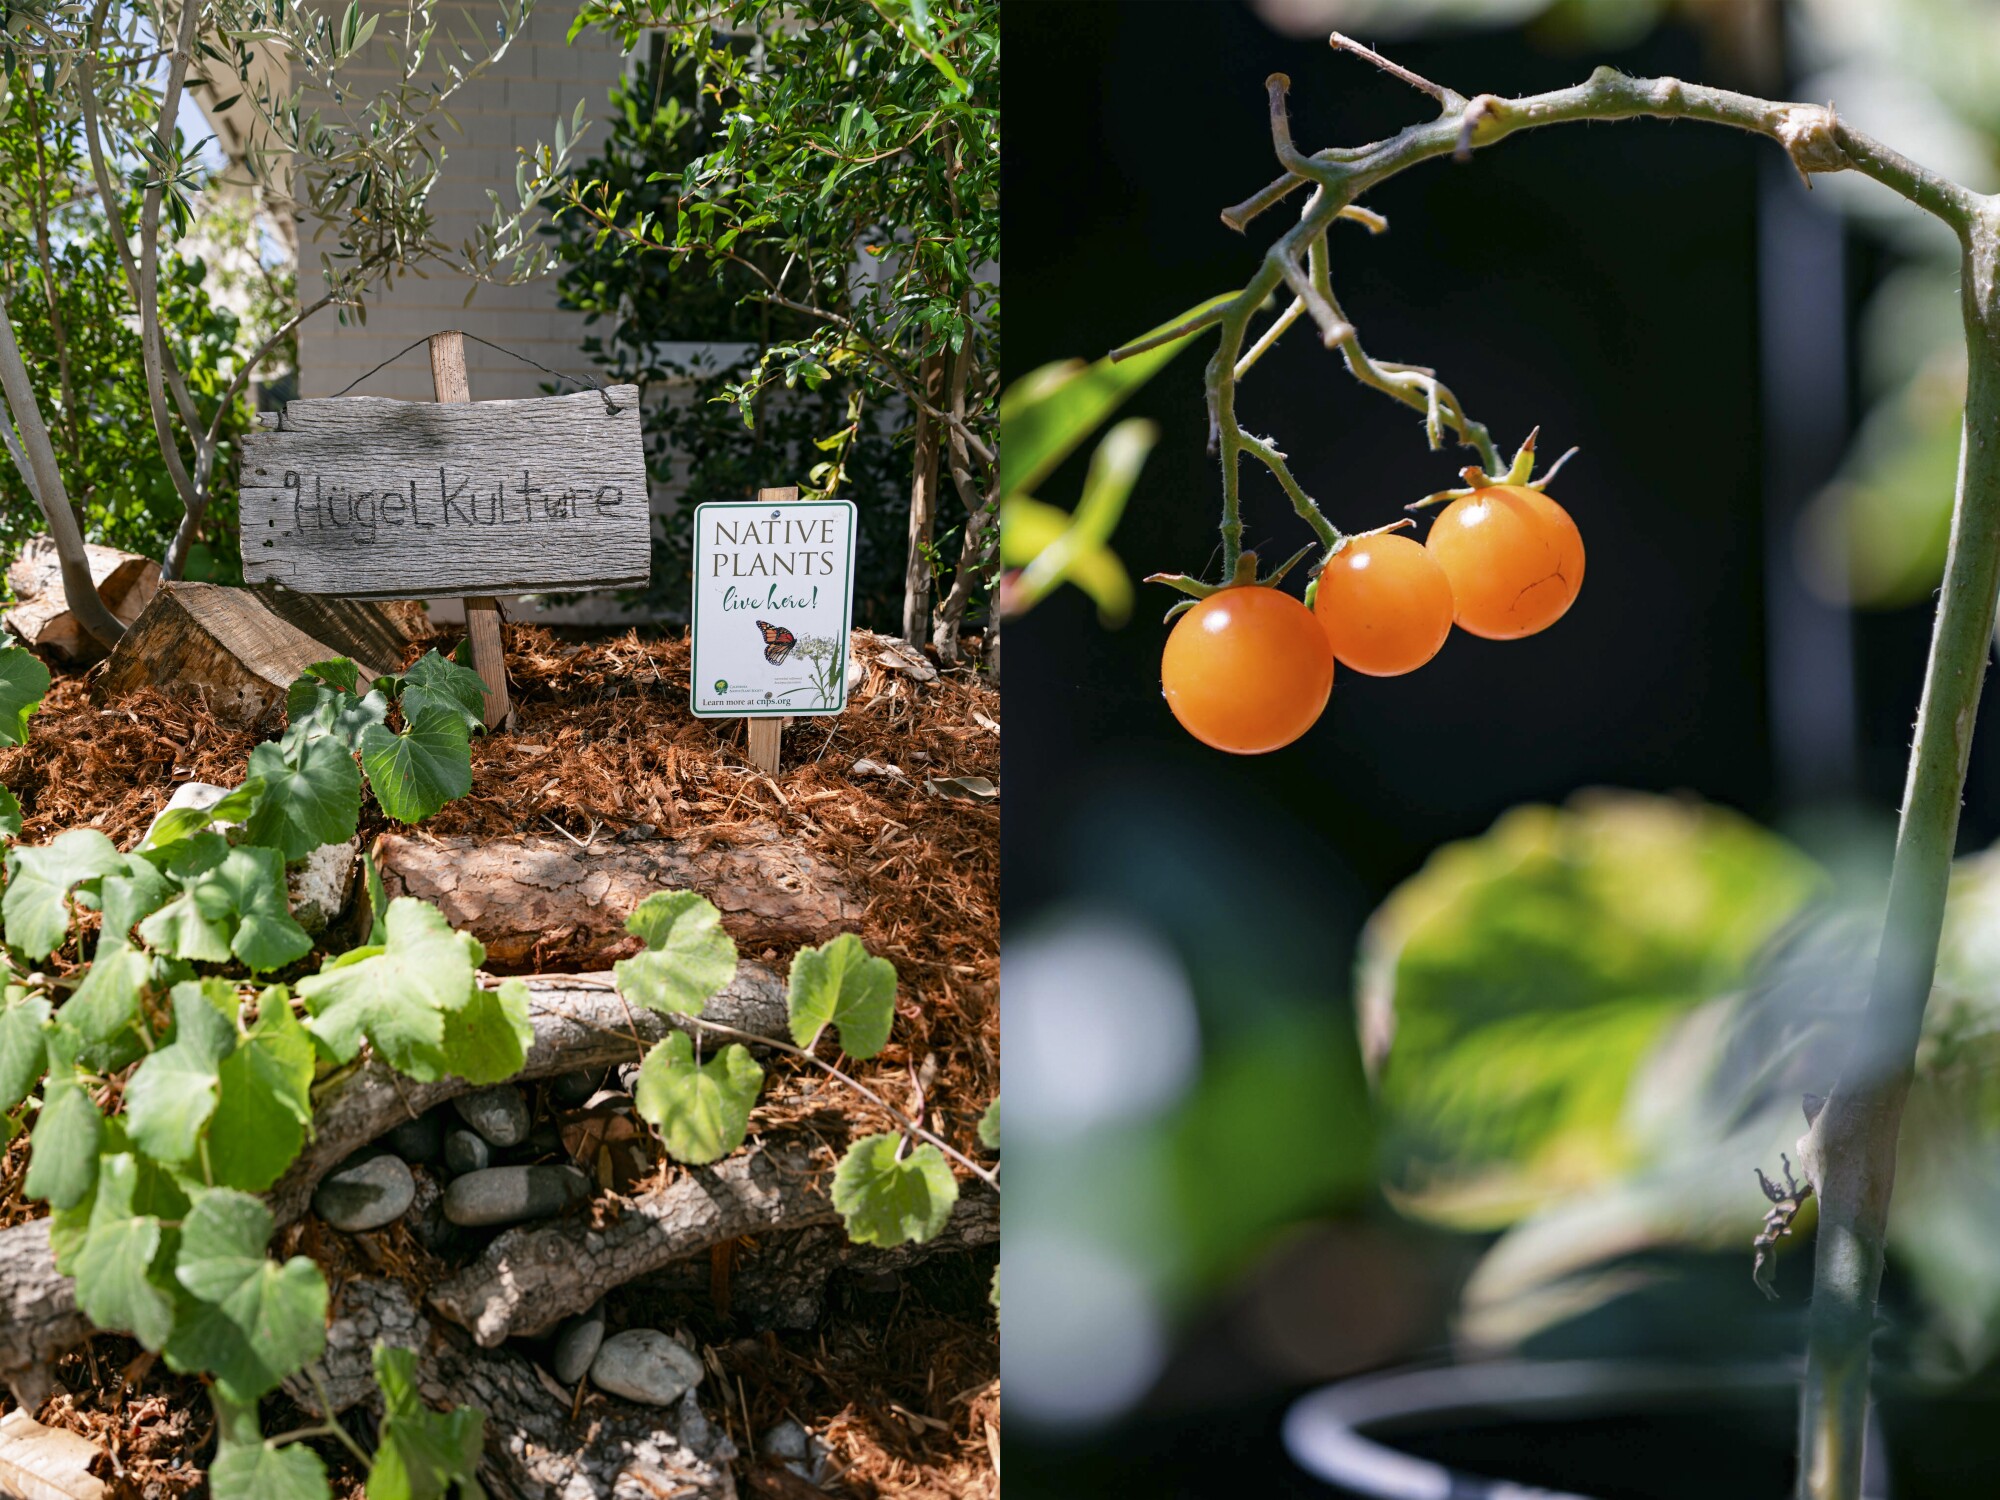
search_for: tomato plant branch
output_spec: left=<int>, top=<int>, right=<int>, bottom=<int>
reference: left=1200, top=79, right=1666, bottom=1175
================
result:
left=1162, top=35, right=1996, bottom=1500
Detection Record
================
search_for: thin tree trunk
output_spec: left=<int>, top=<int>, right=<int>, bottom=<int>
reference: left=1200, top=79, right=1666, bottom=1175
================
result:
left=901, top=355, right=948, bottom=645
left=0, top=298, right=124, bottom=649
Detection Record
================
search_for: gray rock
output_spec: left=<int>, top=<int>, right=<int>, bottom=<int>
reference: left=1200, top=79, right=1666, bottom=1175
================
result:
left=760, top=1418, right=810, bottom=1463
left=380, top=1113, right=443, bottom=1163
left=453, top=1085, right=531, bottom=1147
left=444, top=1129, right=491, bottom=1175
left=590, top=1329, right=705, bottom=1407
left=313, top=1152, right=416, bottom=1232
left=288, top=835, right=359, bottom=935
left=550, top=1303, right=606, bottom=1385
left=442, top=1164, right=591, bottom=1228
left=549, top=1069, right=601, bottom=1107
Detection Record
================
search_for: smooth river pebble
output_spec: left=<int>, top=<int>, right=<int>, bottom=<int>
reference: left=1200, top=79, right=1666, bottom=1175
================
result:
left=442, top=1165, right=590, bottom=1228
left=313, top=1153, right=416, bottom=1232
left=444, top=1129, right=491, bottom=1175
left=551, top=1302, right=606, bottom=1385
left=590, top=1329, right=704, bottom=1407
left=453, top=1085, right=531, bottom=1147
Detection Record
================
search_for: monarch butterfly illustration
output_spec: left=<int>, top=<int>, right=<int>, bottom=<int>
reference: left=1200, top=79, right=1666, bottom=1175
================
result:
left=755, top=619, right=798, bottom=666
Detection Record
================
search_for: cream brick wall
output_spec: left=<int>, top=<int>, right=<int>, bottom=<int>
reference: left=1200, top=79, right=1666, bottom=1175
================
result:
left=294, top=1, right=633, bottom=402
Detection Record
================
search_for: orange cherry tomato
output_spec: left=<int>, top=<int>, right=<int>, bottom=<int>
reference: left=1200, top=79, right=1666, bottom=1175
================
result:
left=1312, top=531, right=1456, bottom=676
left=1426, top=484, right=1585, bottom=640
left=1161, top=585, right=1333, bottom=754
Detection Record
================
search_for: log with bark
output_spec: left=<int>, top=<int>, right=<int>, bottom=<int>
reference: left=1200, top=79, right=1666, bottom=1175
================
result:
left=373, top=825, right=864, bottom=971
left=287, top=1276, right=737, bottom=1500
left=2, top=536, right=159, bottom=663
left=93, top=582, right=358, bottom=728
left=0, top=968, right=787, bottom=1403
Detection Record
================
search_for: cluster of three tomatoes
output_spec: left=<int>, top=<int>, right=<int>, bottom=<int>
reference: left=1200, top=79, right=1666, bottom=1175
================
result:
left=1162, top=485, right=1585, bottom=754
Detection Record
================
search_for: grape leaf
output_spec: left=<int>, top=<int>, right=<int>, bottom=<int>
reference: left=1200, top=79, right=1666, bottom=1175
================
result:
left=97, top=853, right=177, bottom=947
left=124, top=984, right=238, bottom=1166
left=3, top=829, right=121, bottom=959
left=440, top=977, right=534, bottom=1086
left=287, top=657, right=361, bottom=707
left=787, top=933, right=897, bottom=1058
left=140, top=846, right=313, bottom=973
left=361, top=708, right=472, bottom=824
left=211, top=1441, right=332, bottom=1500
left=633, top=1032, right=763, bottom=1165
left=0, top=782, right=19, bottom=838
left=368, top=1343, right=486, bottom=1500
left=831, top=1133, right=957, bottom=1247
left=362, top=851, right=388, bottom=946
left=242, top=736, right=362, bottom=860
left=978, top=1097, right=999, bottom=1151
left=167, top=1188, right=328, bottom=1402
left=613, top=890, right=737, bottom=1016
left=298, top=898, right=479, bottom=1080
left=0, top=989, right=50, bottom=1110
left=398, top=648, right=489, bottom=734
left=207, top=987, right=315, bottom=1192
left=0, top=645, right=50, bottom=747
left=71, top=1153, right=175, bottom=1349
left=59, top=943, right=157, bottom=1071
left=284, top=678, right=389, bottom=755
left=26, top=1050, right=102, bottom=1211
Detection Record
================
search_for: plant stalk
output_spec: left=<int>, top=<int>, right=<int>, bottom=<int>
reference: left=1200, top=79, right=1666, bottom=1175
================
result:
left=1795, top=200, right=2000, bottom=1500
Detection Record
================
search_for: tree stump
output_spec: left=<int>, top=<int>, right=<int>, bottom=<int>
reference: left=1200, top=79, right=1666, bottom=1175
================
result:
left=2, top=536, right=159, bottom=663
left=94, top=582, right=356, bottom=728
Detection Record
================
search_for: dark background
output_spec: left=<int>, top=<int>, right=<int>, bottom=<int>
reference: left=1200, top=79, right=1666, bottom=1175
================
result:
left=1000, top=1, right=2000, bottom=1496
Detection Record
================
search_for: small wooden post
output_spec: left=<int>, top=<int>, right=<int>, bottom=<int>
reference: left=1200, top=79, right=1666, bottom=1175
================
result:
left=744, top=485, right=799, bottom=774
left=428, top=331, right=510, bottom=730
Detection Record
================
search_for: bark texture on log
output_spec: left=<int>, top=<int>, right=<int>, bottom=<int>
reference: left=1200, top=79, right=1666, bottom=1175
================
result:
left=94, top=582, right=353, bottom=727
left=288, top=1277, right=737, bottom=1500
left=639, top=1184, right=998, bottom=1330
left=374, top=825, right=864, bottom=971
left=2, top=536, right=159, bottom=663
left=251, top=589, right=428, bottom=676
left=0, top=969, right=787, bottom=1400
left=431, top=1141, right=840, bottom=1346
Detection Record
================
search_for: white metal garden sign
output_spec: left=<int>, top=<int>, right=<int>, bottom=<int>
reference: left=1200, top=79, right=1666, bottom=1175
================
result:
left=690, top=498, right=857, bottom=718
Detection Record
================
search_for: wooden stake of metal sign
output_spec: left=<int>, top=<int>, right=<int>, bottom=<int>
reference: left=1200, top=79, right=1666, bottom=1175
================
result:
left=428, top=331, right=509, bottom=730
left=743, top=485, right=800, bottom=774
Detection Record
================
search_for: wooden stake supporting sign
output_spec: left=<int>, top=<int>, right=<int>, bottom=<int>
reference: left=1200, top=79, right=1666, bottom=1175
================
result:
left=688, top=485, right=859, bottom=773
left=238, top=331, right=648, bottom=731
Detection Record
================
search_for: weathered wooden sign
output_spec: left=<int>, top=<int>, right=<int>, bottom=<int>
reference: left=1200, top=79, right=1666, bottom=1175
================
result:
left=690, top=496, right=857, bottom=719
left=238, top=385, right=649, bottom=600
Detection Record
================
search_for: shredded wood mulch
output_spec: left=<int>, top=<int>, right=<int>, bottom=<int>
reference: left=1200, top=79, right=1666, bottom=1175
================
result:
left=0, top=622, right=999, bottom=1499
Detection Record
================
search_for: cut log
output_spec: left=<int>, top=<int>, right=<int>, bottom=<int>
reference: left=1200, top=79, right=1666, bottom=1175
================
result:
left=630, top=1186, right=999, bottom=1330
left=288, top=1277, right=734, bottom=1500
left=251, top=588, right=428, bottom=676
left=0, top=968, right=788, bottom=1402
left=93, top=582, right=355, bottom=728
left=2, top=536, right=159, bottom=664
left=374, top=825, right=864, bottom=970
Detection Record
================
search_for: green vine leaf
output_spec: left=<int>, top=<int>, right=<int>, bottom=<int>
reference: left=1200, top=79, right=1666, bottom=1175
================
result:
left=831, top=1133, right=957, bottom=1247
left=97, top=852, right=178, bottom=948
left=0, top=783, right=20, bottom=838
left=297, top=898, right=480, bottom=1081
left=368, top=1343, right=486, bottom=1500
left=3, top=829, right=121, bottom=960
left=70, top=1153, right=175, bottom=1350
left=787, top=933, right=896, bottom=1058
left=287, top=657, right=361, bottom=705
left=59, top=943, right=157, bottom=1071
left=978, top=1097, right=999, bottom=1151
left=285, top=674, right=390, bottom=756
left=632, top=1032, right=763, bottom=1165
left=0, top=645, right=51, bottom=747
left=166, top=1188, right=328, bottom=1403
left=0, top=989, right=50, bottom=1111
left=242, top=736, right=363, bottom=860
left=398, top=648, right=489, bottom=734
left=26, top=1043, right=102, bottom=1211
left=140, top=845, right=314, bottom=973
left=360, top=708, right=473, bottom=824
left=613, top=890, right=737, bottom=1016
left=123, top=983, right=237, bottom=1166
left=207, top=986, right=316, bottom=1192
left=440, top=976, right=535, bottom=1086
left=211, top=1440, right=333, bottom=1500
